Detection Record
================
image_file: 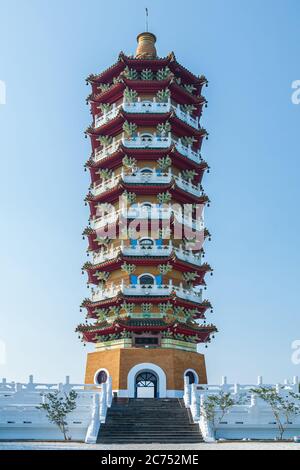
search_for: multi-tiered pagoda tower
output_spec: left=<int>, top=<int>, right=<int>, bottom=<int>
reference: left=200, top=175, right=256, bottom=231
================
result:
left=77, top=33, right=217, bottom=398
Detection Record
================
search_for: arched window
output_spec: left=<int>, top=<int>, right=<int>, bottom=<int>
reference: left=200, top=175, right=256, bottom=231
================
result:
left=140, top=168, right=153, bottom=175
left=139, top=238, right=154, bottom=248
left=140, top=133, right=153, bottom=143
left=139, top=274, right=155, bottom=286
left=185, top=370, right=198, bottom=385
left=140, top=202, right=153, bottom=215
left=95, top=369, right=108, bottom=385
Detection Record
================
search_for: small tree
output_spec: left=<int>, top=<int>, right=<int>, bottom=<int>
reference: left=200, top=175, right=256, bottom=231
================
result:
left=251, top=387, right=300, bottom=440
left=37, top=390, right=78, bottom=441
left=201, top=392, right=236, bottom=438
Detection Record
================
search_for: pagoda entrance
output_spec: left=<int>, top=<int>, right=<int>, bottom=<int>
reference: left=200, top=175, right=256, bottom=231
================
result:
left=135, top=371, right=158, bottom=398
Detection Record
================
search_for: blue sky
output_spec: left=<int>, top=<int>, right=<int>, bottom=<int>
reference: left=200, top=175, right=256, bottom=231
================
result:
left=0, top=0, right=299, bottom=385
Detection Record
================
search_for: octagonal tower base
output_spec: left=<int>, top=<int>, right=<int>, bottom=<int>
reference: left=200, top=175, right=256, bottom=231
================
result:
left=85, top=348, right=207, bottom=398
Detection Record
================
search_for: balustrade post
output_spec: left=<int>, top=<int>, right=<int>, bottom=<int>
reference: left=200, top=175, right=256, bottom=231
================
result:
left=183, top=376, right=191, bottom=407
left=190, top=384, right=200, bottom=421
left=100, top=382, right=108, bottom=423
left=233, top=383, right=240, bottom=397
left=251, top=393, right=258, bottom=407
left=293, top=376, right=299, bottom=393
left=85, top=392, right=100, bottom=444
left=27, top=375, right=34, bottom=391
left=257, top=376, right=263, bottom=386
left=106, top=376, right=113, bottom=408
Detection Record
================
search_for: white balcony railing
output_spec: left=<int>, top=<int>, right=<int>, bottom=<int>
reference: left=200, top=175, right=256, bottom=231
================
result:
left=173, top=175, right=202, bottom=197
left=91, top=281, right=203, bottom=304
left=91, top=205, right=204, bottom=231
left=93, top=139, right=121, bottom=162
left=174, top=140, right=202, bottom=164
left=123, top=169, right=172, bottom=185
left=93, top=134, right=202, bottom=165
left=123, top=100, right=170, bottom=115
left=171, top=104, right=200, bottom=129
left=123, top=133, right=171, bottom=149
left=174, top=246, right=202, bottom=266
left=91, top=242, right=202, bottom=267
left=95, top=104, right=121, bottom=128
left=94, top=99, right=200, bottom=130
left=91, top=170, right=201, bottom=199
left=122, top=242, right=173, bottom=258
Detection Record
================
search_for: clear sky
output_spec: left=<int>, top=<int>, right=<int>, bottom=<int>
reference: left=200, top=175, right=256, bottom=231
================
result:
left=0, top=0, right=299, bottom=385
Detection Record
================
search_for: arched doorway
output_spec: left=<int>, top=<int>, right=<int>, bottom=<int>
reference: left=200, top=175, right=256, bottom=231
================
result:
left=135, top=370, right=158, bottom=398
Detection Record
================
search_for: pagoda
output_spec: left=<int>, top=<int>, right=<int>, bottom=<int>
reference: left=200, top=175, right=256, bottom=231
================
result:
left=77, top=32, right=217, bottom=398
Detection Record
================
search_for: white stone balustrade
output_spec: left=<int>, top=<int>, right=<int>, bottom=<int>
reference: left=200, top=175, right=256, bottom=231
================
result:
left=175, top=139, right=202, bottom=164
left=91, top=174, right=120, bottom=196
left=121, top=241, right=173, bottom=258
left=171, top=103, right=200, bottom=129
left=91, top=281, right=203, bottom=304
left=174, top=245, right=203, bottom=266
left=94, top=98, right=200, bottom=130
left=123, top=99, right=170, bottom=115
left=184, top=376, right=300, bottom=442
left=174, top=175, right=202, bottom=197
left=122, top=168, right=172, bottom=185
left=90, top=242, right=202, bottom=267
left=95, top=103, right=121, bottom=127
left=93, top=139, right=121, bottom=162
left=91, top=170, right=202, bottom=199
left=123, top=132, right=171, bottom=149
left=0, top=376, right=113, bottom=444
left=91, top=205, right=204, bottom=231
left=93, top=134, right=202, bottom=165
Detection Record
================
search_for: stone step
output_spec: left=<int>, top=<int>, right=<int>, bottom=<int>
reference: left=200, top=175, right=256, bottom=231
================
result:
left=99, top=438, right=204, bottom=444
left=97, top=398, right=202, bottom=444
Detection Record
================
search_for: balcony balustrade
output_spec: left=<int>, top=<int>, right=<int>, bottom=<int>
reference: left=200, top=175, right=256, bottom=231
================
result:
left=90, top=241, right=202, bottom=267
left=122, top=133, right=171, bottom=149
left=93, top=134, right=202, bottom=165
left=91, top=280, right=203, bottom=304
left=94, top=98, right=200, bottom=130
left=91, top=170, right=202, bottom=198
left=174, top=140, right=202, bottom=164
left=91, top=204, right=204, bottom=231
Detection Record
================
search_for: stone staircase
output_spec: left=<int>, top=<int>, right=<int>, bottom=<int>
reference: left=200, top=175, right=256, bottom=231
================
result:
left=97, top=398, right=203, bottom=444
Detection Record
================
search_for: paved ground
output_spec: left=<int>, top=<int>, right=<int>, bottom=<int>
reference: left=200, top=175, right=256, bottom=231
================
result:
left=1, top=441, right=300, bottom=451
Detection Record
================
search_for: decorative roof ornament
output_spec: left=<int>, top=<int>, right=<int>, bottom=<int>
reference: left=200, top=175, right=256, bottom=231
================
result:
left=135, top=32, right=158, bottom=59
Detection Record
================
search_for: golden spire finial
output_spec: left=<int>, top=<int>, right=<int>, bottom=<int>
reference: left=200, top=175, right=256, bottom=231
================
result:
left=135, top=32, right=157, bottom=59
left=135, top=8, right=157, bottom=59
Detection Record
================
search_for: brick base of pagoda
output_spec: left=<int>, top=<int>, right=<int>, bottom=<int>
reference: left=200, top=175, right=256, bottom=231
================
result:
left=84, top=348, right=207, bottom=398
